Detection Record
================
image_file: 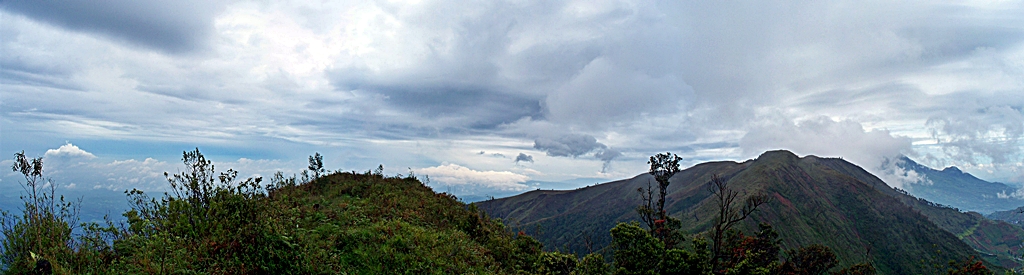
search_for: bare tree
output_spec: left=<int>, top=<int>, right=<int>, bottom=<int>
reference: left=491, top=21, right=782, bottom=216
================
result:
left=707, top=174, right=771, bottom=272
left=637, top=180, right=658, bottom=230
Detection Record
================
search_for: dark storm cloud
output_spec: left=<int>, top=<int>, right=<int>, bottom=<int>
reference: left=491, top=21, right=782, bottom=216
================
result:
left=349, top=84, right=543, bottom=131
left=594, top=148, right=621, bottom=173
left=514, top=153, right=533, bottom=164
left=528, top=131, right=622, bottom=167
left=0, top=0, right=225, bottom=54
left=534, top=134, right=605, bottom=158
left=595, top=148, right=621, bottom=162
left=325, top=0, right=695, bottom=132
left=532, top=133, right=622, bottom=171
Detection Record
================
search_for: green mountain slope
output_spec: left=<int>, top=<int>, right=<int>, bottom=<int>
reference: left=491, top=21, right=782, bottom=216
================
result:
left=818, top=157, right=1024, bottom=269
left=478, top=150, right=1019, bottom=273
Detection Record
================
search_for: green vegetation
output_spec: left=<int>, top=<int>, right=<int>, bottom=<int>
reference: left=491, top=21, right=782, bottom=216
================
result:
left=636, top=152, right=685, bottom=249
left=0, top=149, right=600, bottom=274
left=987, top=206, right=1024, bottom=225
left=1, top=152, right=84, bottom=274
left=0, top=149, right=1005, bottom=274
left=605, top=151, right=859, bottom=274
left=478, top=150, right=1004, bottom=274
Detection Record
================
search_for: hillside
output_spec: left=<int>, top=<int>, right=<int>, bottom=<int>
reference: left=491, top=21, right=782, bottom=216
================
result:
left=477, top=150, right=1021, bottom=273
left=896, top=156, right=1024, bottom=214
left=1, top=151, right=567, bottom=274
left=817, top=157, right=1024, bottom=269
left=989, top=206, right=1024, bottom=225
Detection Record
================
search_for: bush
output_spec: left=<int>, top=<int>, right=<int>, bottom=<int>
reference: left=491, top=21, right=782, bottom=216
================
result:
left=1, top=152, right=80, bottom=274
left=611, top=222, right=663, bottom=275
left=574, top=253, right=609, bottom=275
left=539, top=252, right=578, bottom=275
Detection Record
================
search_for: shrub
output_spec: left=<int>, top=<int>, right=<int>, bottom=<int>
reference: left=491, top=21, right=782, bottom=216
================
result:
left=1, top=152, right=80, bottom=274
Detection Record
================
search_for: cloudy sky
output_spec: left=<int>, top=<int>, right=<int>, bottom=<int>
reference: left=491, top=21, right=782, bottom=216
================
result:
left=2, top=0, right=1024, bottom=200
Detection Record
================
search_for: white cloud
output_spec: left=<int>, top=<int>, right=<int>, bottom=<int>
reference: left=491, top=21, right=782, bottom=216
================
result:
left=416, top=163, right=530, bottom=191
left=879, top=157, right=933, bottom=189
left=546, top=57, right=692, bottom=126
left=2, top=143, right=305, bottom=193
left=44, top=143, right=97, bottom=159
left=927, top=105, right=1024, bottom=165
left=3, top=1, right=1024, bottom=195
left=741, top=116, right=922, bottom=188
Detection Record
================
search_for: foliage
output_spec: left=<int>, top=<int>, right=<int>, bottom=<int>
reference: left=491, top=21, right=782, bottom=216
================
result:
left=107, top=148, right=298, bottom=274
left=779, top=244, right=837, bottom=275
left=104, top=149, right=557, bottom=274
left=945, top=256, right=992, bottom=275
left=718, top=223, right=781, bottom=275
left=638, top=152, right=685, bottom=249
left=611, top=222, right=663, bottom=275
left=302, top=152, right=325, bottom=183
left=0, top=149, right=623, bottom=274
left=833, top=262, right=877, bottom=275
left=539, top=251, right=578, bottom=275
left=0, top=152, right=83, bottom=274
left=0, top=149, right=1001, bottom=274
left=607, top=219, right=870, bottom=275
left=574, top=253, right=610, bottom=275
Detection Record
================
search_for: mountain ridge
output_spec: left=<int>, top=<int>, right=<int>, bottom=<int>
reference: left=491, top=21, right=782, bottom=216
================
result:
left=477, top=150, right=1024, bottom=273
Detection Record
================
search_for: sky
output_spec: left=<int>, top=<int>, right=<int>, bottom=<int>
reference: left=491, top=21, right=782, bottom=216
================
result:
left=2, top=0, right=1024, bottom=201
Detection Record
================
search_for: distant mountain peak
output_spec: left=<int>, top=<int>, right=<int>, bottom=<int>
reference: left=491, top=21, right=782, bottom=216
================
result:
left=942, top=166, right=963, bottom=174
left=758, top=149, right=799, bottom=161
left=893, top=156, right=1020, bottom=214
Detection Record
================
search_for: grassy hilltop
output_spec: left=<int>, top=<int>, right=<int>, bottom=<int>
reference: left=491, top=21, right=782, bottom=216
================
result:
left=1, top=150, right=578, bottom=274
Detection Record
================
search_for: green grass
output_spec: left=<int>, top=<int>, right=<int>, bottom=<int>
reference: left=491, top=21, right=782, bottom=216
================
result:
left=1, top=150, right=568, bottom=274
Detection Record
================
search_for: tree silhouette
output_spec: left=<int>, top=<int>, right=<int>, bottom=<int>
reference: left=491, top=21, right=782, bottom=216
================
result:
left=637, top=152, right=684, bottom=248
left=708, top=174, right=770, bottom=273
left=308, top=152, right=324, bottom=179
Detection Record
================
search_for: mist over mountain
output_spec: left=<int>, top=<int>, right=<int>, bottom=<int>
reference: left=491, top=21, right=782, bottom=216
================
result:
left=477, top=150, right=1024, bottom=273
